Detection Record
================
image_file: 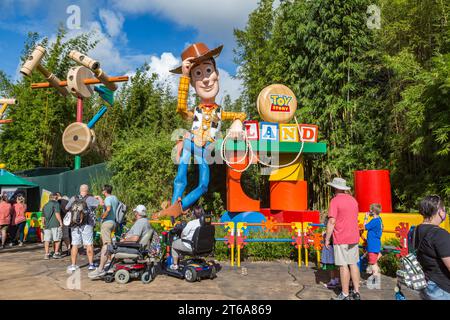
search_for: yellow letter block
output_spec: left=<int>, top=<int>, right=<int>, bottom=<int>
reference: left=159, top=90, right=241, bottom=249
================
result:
left=279, top=124, right=299, bottom=142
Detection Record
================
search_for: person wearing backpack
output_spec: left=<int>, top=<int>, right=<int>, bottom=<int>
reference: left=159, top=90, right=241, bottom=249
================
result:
left=415, top=195, right=450, bottom=300
left=42, top=193, right=63, bottom=260
left=65, top=184, right=100, bottom=273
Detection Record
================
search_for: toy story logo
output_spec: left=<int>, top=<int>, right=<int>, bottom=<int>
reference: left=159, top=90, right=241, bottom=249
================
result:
left=270, top=94, right=292, bottom=112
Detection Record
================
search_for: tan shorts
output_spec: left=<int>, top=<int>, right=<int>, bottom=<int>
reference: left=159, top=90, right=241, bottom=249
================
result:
left=334, top=243, right=360, bottom=266
left=101, top=221, right=115, bottom=244
left=0, top=225, right=8, bottom=232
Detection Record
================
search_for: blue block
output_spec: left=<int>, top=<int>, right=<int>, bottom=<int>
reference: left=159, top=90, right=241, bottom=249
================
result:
left=260, top=122, right=279, bottom=141
left=220, top=211, right=267, bottom=236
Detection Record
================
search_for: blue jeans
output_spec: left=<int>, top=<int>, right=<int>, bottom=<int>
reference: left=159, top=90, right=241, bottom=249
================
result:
left=421, top=280, right=450, bottom=300
left=172, top=138, right=210, bottom=211
left=16, top=222, right=26, bottom=242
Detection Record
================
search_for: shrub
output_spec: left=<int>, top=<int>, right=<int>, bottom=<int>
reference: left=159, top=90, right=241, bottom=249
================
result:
left=378, top=252, right=401, bottom=277
left=240, top=229, right=294, bottom=261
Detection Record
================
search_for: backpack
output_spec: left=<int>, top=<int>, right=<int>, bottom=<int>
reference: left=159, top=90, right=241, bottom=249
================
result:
left=115, top=201, right=127, bottom=225
left=63, top=196, right=88, bottom=227
left=396, top=226, right=436, bottom=291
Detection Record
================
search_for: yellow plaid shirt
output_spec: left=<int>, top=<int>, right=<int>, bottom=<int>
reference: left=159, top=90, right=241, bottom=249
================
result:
left=176, top=76, right=246, bottom=122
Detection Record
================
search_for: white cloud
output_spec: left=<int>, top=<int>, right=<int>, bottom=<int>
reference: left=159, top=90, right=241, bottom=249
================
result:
left=113, top=0, right=257, bottom=27
left=112, top=0, right=258, bottom=42
left=99, top=9, right=125, bottom=38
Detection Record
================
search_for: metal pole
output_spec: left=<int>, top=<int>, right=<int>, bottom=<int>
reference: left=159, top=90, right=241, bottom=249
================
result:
left=74, top=97, right=83, bottom=170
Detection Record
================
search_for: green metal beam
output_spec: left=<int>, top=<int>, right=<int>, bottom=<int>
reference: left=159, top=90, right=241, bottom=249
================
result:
left=215, top=139, right=327, bottom=154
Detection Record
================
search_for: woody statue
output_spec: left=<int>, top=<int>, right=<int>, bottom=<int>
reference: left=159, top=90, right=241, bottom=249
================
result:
left=154, top=43, right=246, bottom=218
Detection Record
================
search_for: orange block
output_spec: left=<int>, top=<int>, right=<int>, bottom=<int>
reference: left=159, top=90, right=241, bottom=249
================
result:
left=226, top=154, right=260, bottom=212
left=270, top=180, right=307, bottom=211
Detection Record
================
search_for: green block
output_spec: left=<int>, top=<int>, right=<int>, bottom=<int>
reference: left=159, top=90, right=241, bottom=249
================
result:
left=215, top=139, right=327, bottom=154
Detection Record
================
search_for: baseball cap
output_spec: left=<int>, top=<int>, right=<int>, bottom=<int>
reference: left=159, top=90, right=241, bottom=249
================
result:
left=133, top=205, right=147, bottom=216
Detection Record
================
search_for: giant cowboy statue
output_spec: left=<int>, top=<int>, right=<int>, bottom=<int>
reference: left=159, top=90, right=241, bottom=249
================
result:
left=154, top=43, right=247, bottom=218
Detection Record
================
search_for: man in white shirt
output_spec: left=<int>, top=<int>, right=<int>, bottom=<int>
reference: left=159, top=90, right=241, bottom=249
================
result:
left=170, top=206, right=204, bottom=270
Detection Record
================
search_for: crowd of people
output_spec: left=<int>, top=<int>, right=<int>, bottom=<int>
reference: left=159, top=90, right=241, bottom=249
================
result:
left=322, top=177, right=450, bottom=300
left=0, top=192, right=27, bottom=248
left=0, top=177, right=449, bottom=300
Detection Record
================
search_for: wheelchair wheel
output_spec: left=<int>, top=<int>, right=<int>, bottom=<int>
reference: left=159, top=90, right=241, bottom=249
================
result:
left=141, top=266, right=155, bottom=284
left=210, top=265, right=217, bottom=279
left=115, top=269, right=130, bottom=284
left=184, top=267, right=197, bottom=283
left=104, top=274, right=114, bottom=283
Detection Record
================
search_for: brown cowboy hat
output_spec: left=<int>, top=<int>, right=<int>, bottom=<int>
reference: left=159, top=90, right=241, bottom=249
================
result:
left=170, top=42, right=223, bottom=74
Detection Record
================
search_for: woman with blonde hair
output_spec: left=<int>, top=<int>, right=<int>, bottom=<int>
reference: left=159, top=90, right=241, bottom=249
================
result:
left=12, top=194, right=27, bottom=246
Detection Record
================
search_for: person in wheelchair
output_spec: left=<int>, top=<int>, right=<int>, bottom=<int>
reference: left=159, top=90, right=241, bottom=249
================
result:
left=169, top=205, right=205, bottom=270
left=88, top=205, right=153, bottom=279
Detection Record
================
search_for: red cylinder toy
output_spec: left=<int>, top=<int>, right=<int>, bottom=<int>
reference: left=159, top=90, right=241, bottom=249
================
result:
left=354, top=170, right=392, bottom=213
left=270, top=180, right=308, bottom=211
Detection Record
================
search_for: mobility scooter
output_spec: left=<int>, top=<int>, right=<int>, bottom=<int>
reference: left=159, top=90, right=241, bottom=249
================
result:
left=103, top=229, right=159, bottom=284
left=157, top=214, right=218, bottom=282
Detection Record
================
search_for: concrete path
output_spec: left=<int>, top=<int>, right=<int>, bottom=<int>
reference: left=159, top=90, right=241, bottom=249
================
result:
left=0, top=243, right=420, bottom=300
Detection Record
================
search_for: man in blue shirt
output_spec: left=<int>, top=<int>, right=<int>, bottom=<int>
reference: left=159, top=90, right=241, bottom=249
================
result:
left=91, top=185, right=119, bottom=277
left=364, top=203, right=383, bottom=283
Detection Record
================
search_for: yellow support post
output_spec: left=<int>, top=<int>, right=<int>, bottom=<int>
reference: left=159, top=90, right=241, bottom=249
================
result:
left=0, top=103, right=7, bottom=117
left=291, top=222, right=303, bottom=268
left=316, top=249, right=321, bottom=269
left=226, top=222, right=235, bottom=267
left=236, top=222, right=246, bottom=268
left=305, top=246, right=308, bottom=267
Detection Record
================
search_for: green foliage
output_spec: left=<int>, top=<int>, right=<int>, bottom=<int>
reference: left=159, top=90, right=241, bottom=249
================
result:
left=378, top=252, right=401, bottom=277
left=0, top=28, right=98, bottom=170
left=240, top=230, right=294, bottom=261
left=383, top=237, right=401, bottom=248
left=235, top=0, right=450, bottom=211
left=108, top=129, right=177, bottom=214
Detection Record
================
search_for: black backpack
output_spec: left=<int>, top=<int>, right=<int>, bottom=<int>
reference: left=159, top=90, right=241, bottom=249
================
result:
left=68, top=196, right=89, bottom=227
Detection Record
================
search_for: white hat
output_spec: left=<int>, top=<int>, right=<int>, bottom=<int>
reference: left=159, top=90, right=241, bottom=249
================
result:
left=327, top=177, right=351, bottom=191
left=133, top=205, right=147, bottom=216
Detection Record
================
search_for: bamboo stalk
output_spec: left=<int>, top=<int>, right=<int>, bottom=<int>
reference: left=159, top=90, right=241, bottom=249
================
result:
left=31, top=76, right=129, bottom=89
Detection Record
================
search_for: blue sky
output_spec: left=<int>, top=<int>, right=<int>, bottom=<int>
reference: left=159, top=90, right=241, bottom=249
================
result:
left=0, top=0, right=266, bottom=101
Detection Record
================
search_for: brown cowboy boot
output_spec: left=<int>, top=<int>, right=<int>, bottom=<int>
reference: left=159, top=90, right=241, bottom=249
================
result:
left=153, top=199, right=183, bottom=219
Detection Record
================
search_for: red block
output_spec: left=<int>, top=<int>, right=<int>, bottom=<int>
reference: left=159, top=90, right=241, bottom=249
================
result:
left=261, top=208, right=320, bottom=225
left=354, top=170, right=392, bottom=213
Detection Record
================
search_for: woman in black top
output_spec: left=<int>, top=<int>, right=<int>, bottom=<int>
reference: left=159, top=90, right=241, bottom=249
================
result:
left=416, top=195, right=450, bottom=300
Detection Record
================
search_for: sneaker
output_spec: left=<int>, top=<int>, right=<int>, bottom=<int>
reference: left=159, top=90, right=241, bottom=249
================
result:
left=18, top=242, right=23, bottom=247
left=67, top=265, right=79, bottom=273
left=351, top=291, right=361, bottom=300
left=325, top=280, right=338, bottom=289
left=44, top=254, right=50, bottom=260
left=9, top=242, right=13, bottom=247
left=332, top=292, right=351, bottom=300
left=88, top=263, right=97, bottom=271
left=88, top=268, right=106, bottom=279
left=52, top=252, right=62, bottom=259
left=169, top=264, right=178, bottom=270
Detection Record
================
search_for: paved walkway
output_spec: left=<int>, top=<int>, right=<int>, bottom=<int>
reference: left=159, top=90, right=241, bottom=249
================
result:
left=0, top=243, right=419, bottom=300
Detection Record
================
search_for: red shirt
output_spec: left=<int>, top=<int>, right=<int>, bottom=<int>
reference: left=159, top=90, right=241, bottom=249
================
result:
left=328, top=193, right=360, bottom=245
left=12, top=203, right=27, bottom=225
left=0, top=202, right=12, bottom=226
